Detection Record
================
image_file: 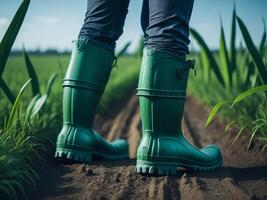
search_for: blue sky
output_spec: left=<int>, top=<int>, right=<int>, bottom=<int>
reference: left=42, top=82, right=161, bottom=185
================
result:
left=0, top=0, right=266, bottom=53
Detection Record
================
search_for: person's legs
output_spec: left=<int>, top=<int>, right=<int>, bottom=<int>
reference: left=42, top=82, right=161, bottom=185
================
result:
left=79, top=0, right=130, bottom=51
left=55, top=0, right=130, bottom=163
left=136, top=0, right=223, bottom=175
left=141, top=0, right=193, bottom=57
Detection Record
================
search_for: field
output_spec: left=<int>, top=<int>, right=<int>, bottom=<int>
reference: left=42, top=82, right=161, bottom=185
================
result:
left=1, top=0, right=267, bottom=199
left=1, top=54, right=139, bottom=111
left=1, top=53, right=266, bottom=200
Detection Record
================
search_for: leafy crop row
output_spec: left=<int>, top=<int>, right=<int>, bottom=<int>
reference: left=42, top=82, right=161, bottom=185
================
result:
left=190, top=8, right=267, bottom=150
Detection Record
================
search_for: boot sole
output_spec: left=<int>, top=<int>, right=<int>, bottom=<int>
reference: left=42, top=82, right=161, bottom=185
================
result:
left=136, top=159, right=223, bottom=176
left=55, top=148, right=128, bottom=163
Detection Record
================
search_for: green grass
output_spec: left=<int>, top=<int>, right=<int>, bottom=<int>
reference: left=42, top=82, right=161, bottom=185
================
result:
left=188, top=50, right=267, bottom=149
left=188, top=10, right=267, bottom=150
left=1, top=55, right=68, bottom=114
left=1, top=54, right=140, bottom=111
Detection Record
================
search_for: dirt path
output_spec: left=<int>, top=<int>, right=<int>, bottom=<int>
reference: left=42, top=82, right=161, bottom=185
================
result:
left=32, top=93, right=267, bottom=200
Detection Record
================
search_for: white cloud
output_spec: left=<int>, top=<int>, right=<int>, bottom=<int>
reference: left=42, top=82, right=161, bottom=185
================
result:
left=0, top=17, right=9, bottom=27
left=36, top=16, right=60, bottom=25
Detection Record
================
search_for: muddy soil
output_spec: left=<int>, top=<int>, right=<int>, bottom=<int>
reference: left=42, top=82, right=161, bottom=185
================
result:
left=32, top=93, right=267, bottom=200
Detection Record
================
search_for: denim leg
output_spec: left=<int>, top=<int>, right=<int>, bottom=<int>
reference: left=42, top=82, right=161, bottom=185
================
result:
left=79, top=0, right=130, bottom=51
left=141, top=0, right=194, bottom=57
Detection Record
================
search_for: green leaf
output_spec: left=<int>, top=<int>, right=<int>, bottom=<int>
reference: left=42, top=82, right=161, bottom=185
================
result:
left=247, top=123, right=265, bottom=150
left=257, top=137, right=267, bottom=142
left=190, top=28, right=225, bottom=87
left=259, top=18, right=266, bottom=55
left=233, top=125, right=247, bottom=143
left=116, top=42, right=131, bottom=58
left=244, top=60, right=256, bottom=89
left=200, top=49, right=210, bottom=82
left=230, top=7, right=237, bottom=73
left=45, top=73, right=57, bottom=97
left=232, top=85, right=267, bottom=106
left=23, top=46, right=40, bottom=96
left=219, top=20, right=231, bottom=88
left=26, top=73, right=57, bottom=119
left=30, top=95, right=47, bottom=117
left=6, top=79, right=31, bottom=130
left=25, top=94, right=41, bottom=121
left=205, top=100, right=232, bottom=127
left=257, top=137, right=267, bottom=152
left=261, top=144, right=267, bottom=152
left=0, top=0, right=30, bottom=76
left=237, top=16, right=267, bottom=85
left=225, top=120, right=235, bottom=133
left=0, top=78, right=15, bottom=104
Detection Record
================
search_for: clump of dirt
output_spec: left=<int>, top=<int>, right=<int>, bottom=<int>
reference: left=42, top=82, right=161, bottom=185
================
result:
left=32, top=93, right=267, bottom=200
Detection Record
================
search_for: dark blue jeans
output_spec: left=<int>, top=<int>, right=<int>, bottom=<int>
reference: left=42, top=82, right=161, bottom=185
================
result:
left=79, top=0, right=194, bottom=57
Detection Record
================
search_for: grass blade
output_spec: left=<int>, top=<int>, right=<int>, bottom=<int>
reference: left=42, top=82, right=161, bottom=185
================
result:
left=232, top=85, right=267, bottom=106
left=0, top=78, right=15, bottom=104
left=30, top=95, right=47, bottom=117
left=0, top=0, right=30, bottom=76
left=258, top=137, right=267, bottom=152
left=25, top=94, right=41, bottom=121
left=233, top=125, right=247, bottom=143
left=205, top=100, right=232, bottom=127
left=259, top=18, right=266, bottom=55
left=244, top=60, right=256, bottom=89
left=116, top=42, right=131, bottom=58
left=230, top=8, right=237, bottom=73
left=219, top=21, right=231, bottom=88
left=27, top=73, right=57, bottom=119
left=6, top=79, right=31, bottom=129
left=23, top=46, right=40, bottom=96
left=237, top=16, right=267, bottom=85
left=247, top=123, right=265, bottom=150
left=200, top=49, right=211, bottom=82
left=225, top=120, right=235, bottom=133
left=258, top=137, right=267, bottom=143
left=46, top=73, right=57, bottom=97
left=190, top=28, right=225, bottom=87
left=261, top=144, right=267, bottom=152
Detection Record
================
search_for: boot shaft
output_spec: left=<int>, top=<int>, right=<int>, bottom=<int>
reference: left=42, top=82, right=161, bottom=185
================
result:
left=63, top=40, right=114, bottom=128
left=62, top=87, right=101, bottom=128
left=138, top=48, right=194, bottom=137
left=65, top=40, right=114, bottom=86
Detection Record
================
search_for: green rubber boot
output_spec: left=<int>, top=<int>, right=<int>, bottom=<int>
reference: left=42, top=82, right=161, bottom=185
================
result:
left=136, top=48, right=223, bottom=175
left=55, top=40, right=128, bottom=163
